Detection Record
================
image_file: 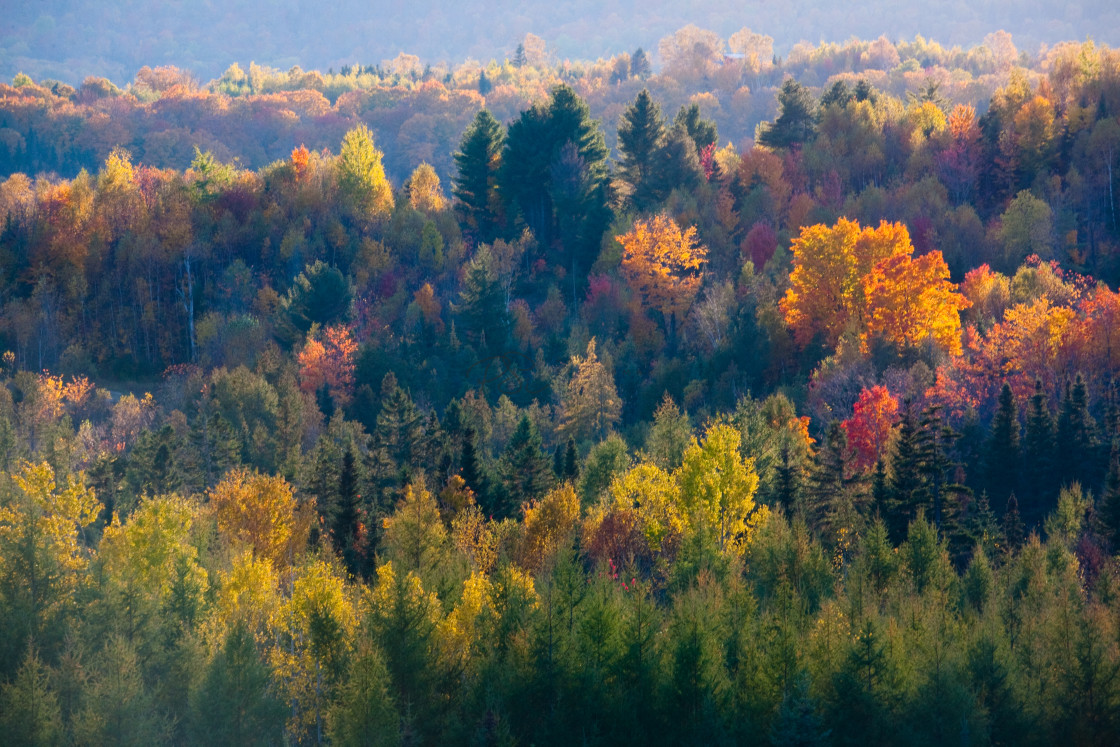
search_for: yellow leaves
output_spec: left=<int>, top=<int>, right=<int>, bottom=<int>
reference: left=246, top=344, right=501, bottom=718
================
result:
left=405, top=162, right=445, bottom=212
left=604, top=463, right=683, bottom=554
left=517, top=483, right=580, bottom=573
left=208, top=469, right=312, bottom=570
left=98, top=495, right=205, bottom=601
left=782, top=219, right=969, bottom=356
left=337, top=124, right=394, bottom=220
left=451, top=503, right=498, bottom=574
left=1, top=461, right=99, bottom=577
left=618, top=213, right=708, bottom=331
left=210, top=550, right=280, bottom=640
left=561, top=338, right=622, bottom=442
left=677, top=423, right=763, bottom=556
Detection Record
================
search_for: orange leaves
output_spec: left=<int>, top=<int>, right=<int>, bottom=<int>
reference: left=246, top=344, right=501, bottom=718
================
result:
left=781, top=218, right=969, bottom=355
left=841, top=386, right=899, bottom=472
left=209, top=469, right=311, bottom=570
left=297, top=325, right=357, bottom=405
left=862, top=249, right=969, bottom=356
left=290, top=144, right=310, bottom=181
left=618, top=213, right=708, bottom=333
left=780, top=218, right=909, bottom=347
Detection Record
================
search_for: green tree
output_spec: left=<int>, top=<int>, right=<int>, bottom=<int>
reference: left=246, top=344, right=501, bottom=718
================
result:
left=499, top=415, right=554, bottom=517
left=0, top=647, right=63, bottom=747
left=617, top=90, right=668, bottom=211
left=674, top=102, right=718, bottom=154
left=327, top=641, right=400, bottom=747
left=453, top=109, right=504, bottom=243
left=759, top=79, right=817, bottom=149
left=190, top=622, right=284, bottom=746
left=986, top=383, right=1020, bottom=505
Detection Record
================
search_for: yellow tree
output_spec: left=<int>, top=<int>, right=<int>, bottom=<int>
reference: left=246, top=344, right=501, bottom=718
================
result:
left=560, top=338, right=622, bottom=443
left=675, top=423, right=765, bottom=557
left=208, top=469, right=313, bottom=570
left=862, top=250, right=970, bottom=355
left=517, top=482, right=580, bottom=573
left=0, top=462, right=99, bottom=662
left=405, top=162, right=445, bottom=213
left=618, top=213, right=708, bottom=337
left=337, top=124, right=394, bottom=221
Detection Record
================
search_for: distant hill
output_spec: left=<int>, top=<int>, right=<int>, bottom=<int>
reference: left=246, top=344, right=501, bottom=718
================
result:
left=3, top=0, right=1118, bottom=85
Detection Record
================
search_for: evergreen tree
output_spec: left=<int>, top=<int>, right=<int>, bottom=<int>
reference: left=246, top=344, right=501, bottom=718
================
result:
left=1003, top=493, right=1025, bottom=551
left=499, top=415, right=554, bottom=516
left=0, top=647, right=63, bottom=747
left=630, top=48, right=651, bottom=79
left=617, top=89, right=668, bottom=211
left=1022, top=378, right=1055, bottom=522
left=807, top=421, right=861, bottom=543
left=459, top=427, right=486, bottom=502
left=758, top=79, right=817, bottom=149
left=500, top=84, right=611, bottom=276
left=563, top=437, right=580, bottom=482
left=674, top=102, right=718, bottom=154
left=457, top=244, right=511, bottom=354
left=190, top=623, right=284, bottom=746
left=1099, top=443, right=1120, bottom=548
left=336, top=446, right=363, bottom=575
left=453, top=109, right=503, bottom=242
left=1056, top=374, right=1098, bottom=490
left=985, top=383, right=1020, bottom=505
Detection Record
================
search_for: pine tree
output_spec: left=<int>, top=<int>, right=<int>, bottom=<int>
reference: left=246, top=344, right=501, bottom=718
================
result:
left=1003, top=493, right=1025, bottom=551
left=808, top=421, right=860, bottom=542
left=499, top=415, right=554, bottom=517
left=1056, top=374, right=1098, bottom=491
left=630, top=48, right=651, bottom=79
left=1099, top=443, right=1120, bottom=548
left=673, top=103, right=718, bottom=153
left=190, top=623, right=284, bottom=746
left=758, top=79, right=817, bottom=149
left=985, top=383, right=1020, bottom=505
left=336, top=447, right=362, bottom=575
left=617, top=89, right=668, bottom=211
left=563, top=437, right=579, bottom=482
left=453, top=109, right=503, bottom=242
left=1022, top=378, right=1055, bottom=522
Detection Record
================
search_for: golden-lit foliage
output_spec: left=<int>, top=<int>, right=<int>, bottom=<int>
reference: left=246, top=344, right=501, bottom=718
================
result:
left=618, top=213, right=708, bottom=331
left=782, top=219, right=968, bottom=355
left=208, top=469, right=312, bottom=569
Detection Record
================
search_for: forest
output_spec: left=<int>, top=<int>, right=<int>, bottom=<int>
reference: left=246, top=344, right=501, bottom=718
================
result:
left=1, top=25, right=1120, bottom=746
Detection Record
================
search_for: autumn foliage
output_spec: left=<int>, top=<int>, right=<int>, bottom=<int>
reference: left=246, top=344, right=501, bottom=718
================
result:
left=619, top=213, right=708, bottom=333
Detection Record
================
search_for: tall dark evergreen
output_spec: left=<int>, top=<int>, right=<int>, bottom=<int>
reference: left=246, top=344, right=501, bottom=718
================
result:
left=758, top=78, right=817, bottom=149
left=336, top=446, right=362, bottom=574
left=630, top=48, right=651, bottom=79
left=616, top=90, right=668, bottom=211
left=1056, top=374, right=1098, bottom=490
left=807, top=421, right=860, bottom=540
left=500, top=84, right=611, bottom=281
left=985, top=383, right=1020, bottom=505
left=499, top=415, right=554, bottom=517
left=457, top=244, right=511, bottom=354
left=1022, top=378, right=1055, bottom=521
left=453, top=109, right=503, bottom=242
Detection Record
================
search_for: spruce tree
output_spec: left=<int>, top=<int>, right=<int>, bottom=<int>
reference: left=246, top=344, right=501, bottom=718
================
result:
left=986, top=383, right=1020, bottom=505
left=499, top=415, right=554, bottom=516
left=453, top=109, right=503, bottom=242
left=1056, top=374, right=1098, bottom=491
left=563, top=437, right=579, bottom=482
left=630, top=48, right=651, bottom=79
left=1003, top=493, right=1025, bottom=551
left=616, top=89, right=668, bottom=211
left=758, top=79, right=816, bottom=149
left=336, top=447, right=362, bottom=575
left=673, top=102, right=718, bottom=154
left=1022, top=378, right=1055, bottom=522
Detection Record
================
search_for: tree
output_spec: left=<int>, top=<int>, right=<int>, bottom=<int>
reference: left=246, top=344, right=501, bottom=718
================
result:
left=0, top=462, right=99, bottom=673
left=986, top=383, right=1020, bottom=505
left=646, top=395, right=691, bottom=471
left=327, top=641, right=400, bottom=747
left=560, top=338, right=622, bottom=444
left=298, top=325, right=357, bottom=407
left=499, top=416, right=554, bottom=517
left=1055, top=374, right=1098, bottom=490
left=337, top=124, right=394, bottom=221
left=0, top=647, right=63, bottom=746
left=382, top=480, right=448, bottom=578
left=677, top=423, right=763, bottom=557
left=500, top=84, right=611, bottom=271
left=209, top=469, right=312, bottom=569
left=284, top=261, right=353, bottom=335
left=630, top=48, right=651, bottom=79
left=617, top=90, right=668, bottom=211
left=998, top=190, right=1053, bottom=269
left=841, top=386, right=899, bottom=473
left=861, top=248, right=969, bottom=355
left=190, top=622, right=284, bottom=746
left=619, top=213, right=708, bottom=338
left=780, top=219, right=910, bottom=347
left=674, top=103, right=718, bottom=154
left=453, top=110, right=503, bottom=242
left=405, top=162, right=445, bottom=213
left=759, top=79, right=816, bottom=149
left=457, top=244, right=511, bottom=354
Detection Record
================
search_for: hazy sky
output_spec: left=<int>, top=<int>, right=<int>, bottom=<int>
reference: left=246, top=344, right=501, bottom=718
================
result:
left=3, top=0, right=1116, bottom=84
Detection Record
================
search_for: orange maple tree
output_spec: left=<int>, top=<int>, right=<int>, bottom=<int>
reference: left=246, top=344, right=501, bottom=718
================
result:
left=862, top=249, right=970, bottom=355
left=298, top=324, right=358, bottom=405
left=618, top=213, right=708, bottom=335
